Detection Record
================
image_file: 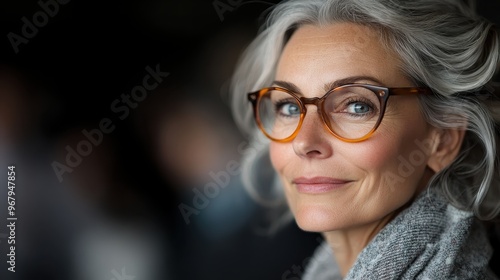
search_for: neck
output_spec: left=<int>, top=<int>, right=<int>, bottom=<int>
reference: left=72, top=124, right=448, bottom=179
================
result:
left=322, top=212, right=397, bottom=277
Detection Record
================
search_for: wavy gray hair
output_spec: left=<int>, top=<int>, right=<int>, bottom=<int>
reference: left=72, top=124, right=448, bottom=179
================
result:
left=230, top=0, right=500, bottom=225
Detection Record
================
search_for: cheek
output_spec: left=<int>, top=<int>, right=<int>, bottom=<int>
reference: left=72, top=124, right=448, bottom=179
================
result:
left=354, top=101, right=431, bottom=175
left=269, top=141, right=305, bottom=218
left=269, top=141, right=290, bottom=173
left=350, top=110, right=429, bottom=197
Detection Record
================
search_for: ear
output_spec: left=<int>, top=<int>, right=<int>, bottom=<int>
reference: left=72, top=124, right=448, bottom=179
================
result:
left=427, top=128, right=466, bottom=173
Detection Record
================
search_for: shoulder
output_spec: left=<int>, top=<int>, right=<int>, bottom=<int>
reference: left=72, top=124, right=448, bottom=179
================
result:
left=347, top=188, right=497, bottom=279
left=417, top=205, right=498, bottom=279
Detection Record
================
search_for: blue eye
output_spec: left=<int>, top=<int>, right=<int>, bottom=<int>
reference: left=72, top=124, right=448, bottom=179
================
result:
left=277, top=102, right=301, bottom=117
left=346, top=102, right=372, bottom=114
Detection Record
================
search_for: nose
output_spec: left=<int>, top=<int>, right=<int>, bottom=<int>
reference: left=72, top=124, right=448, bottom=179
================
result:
left=292, top=106, right=334, bottom=159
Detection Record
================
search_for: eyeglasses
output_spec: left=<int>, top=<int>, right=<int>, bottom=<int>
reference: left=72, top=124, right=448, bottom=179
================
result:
left=247, top=84, right=433, bottom=143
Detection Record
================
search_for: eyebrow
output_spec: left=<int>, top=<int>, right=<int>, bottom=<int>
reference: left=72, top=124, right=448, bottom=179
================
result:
left=272, top=75, right=385, bottom=94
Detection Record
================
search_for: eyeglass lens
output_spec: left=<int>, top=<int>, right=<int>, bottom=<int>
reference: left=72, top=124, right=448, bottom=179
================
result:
left=257, top=86, right=382, bottom=140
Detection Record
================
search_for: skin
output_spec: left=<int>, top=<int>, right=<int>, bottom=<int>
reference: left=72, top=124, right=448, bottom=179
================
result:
left=269, top=23, right=465, bottom=276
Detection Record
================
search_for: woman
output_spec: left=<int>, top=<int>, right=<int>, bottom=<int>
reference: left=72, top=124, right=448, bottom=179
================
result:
left=230, top=0, right=500, bottom=279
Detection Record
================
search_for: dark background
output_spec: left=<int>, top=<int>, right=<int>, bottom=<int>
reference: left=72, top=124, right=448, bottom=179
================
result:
left=0, top=1, right=499, bottom=280
left=0, top=1, right=320, bottom=280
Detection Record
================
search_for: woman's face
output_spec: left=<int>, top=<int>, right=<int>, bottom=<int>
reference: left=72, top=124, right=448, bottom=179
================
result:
left=270, top=23, right=439, bottom=232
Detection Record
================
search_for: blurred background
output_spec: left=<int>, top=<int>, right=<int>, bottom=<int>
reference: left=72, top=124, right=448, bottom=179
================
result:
left=0, top=0, right=499, bottom=279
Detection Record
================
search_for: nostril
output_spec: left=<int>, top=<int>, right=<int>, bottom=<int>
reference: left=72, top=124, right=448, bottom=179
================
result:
left=306, top=150, right=323, bottom=156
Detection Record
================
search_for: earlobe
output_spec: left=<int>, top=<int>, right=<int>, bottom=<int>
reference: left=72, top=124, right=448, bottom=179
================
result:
left=427, top=128, right=466, bottom=173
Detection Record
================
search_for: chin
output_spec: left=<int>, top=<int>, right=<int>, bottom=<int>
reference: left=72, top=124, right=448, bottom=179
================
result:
left=292, top=203, right=349, bottom=232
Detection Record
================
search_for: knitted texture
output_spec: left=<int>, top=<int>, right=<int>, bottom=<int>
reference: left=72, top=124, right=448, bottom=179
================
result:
left=303, top=187, right=498, bottom=280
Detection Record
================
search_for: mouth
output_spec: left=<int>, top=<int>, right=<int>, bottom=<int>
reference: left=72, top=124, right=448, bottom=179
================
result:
left=292, top=176, right=353, bottom=194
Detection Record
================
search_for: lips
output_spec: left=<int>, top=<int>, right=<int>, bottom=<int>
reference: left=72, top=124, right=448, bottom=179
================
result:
left=292, top=177, right=352, bottom=193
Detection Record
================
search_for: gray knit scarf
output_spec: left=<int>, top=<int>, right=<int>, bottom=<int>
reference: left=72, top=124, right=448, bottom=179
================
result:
left=302, top=187, right=498, bottom=279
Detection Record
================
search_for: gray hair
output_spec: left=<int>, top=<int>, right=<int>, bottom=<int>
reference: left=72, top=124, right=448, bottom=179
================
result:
left=230, top=0, right=500, bottom=225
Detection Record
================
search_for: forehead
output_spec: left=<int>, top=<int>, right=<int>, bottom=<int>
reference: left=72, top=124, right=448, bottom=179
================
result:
left=276, top=23, right=408, bottom=89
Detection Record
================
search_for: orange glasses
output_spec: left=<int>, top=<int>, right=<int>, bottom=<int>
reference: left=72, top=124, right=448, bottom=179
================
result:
left=247, top=84, right=432, bottom=143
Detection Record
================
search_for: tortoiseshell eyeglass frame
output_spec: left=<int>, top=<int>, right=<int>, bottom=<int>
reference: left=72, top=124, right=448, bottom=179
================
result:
left=247, top=84, right=433, bottom=143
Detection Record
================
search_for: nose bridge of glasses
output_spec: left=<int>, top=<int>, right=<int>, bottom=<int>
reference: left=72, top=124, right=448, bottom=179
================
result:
left=299, top=96, right=322, bottom=106
left=298, top=96, right=327, bottom=119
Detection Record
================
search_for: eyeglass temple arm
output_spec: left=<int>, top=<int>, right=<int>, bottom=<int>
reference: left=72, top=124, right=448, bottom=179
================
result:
left=389, top=87, right=433, bottom=95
